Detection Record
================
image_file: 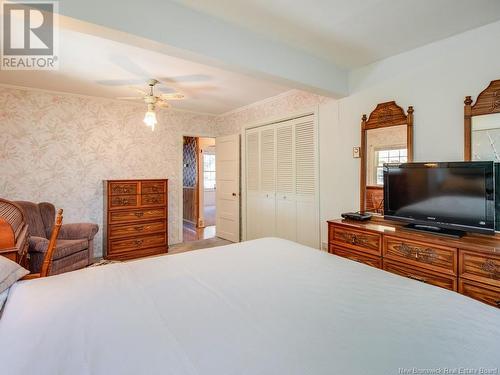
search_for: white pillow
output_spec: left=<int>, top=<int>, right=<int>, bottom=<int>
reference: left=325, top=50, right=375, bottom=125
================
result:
left=0, top=256, right=29, bottom=294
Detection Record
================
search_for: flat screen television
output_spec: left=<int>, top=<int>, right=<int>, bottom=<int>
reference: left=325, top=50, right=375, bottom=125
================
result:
left=383, top=161, right=495, bottom=236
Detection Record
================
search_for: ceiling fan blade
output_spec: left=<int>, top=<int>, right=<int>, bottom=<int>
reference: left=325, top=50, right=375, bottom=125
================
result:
left=97, top=79, right=145, bottom=86
left=109, top=55, right=151, bottom=78
left=158, top=74, right=212, bottom=83
left=116, top=97, right=142, bottom=100
left=159, top=93, right=185, bottom=100
left=156, top=101, right=170, bottom=108
left=128, top=86, right=147, bottom=95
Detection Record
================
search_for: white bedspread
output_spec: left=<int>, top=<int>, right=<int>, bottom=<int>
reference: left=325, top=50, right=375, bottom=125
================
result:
left=0, top=238, right=499, bottom=374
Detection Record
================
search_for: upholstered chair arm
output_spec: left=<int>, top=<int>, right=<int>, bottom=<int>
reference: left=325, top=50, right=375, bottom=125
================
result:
left=58, top=223, right=99, bottom=240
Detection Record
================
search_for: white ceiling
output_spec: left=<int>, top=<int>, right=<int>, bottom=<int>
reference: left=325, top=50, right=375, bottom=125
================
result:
left=0, top=28, right=290, bottom=115
left=175, top=0, right=500, bottom=68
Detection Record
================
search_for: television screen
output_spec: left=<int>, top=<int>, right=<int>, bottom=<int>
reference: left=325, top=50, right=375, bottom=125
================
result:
left=383, top=162, right=495, bottom=234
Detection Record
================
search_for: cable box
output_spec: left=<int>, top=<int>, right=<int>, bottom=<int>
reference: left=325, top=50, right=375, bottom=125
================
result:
left=341, top=212, right=373, bottom=221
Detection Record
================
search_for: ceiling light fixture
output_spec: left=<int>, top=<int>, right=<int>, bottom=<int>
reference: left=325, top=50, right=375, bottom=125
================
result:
left=117, top=79, right=185, bottom=132
left=143, top=103, right=157, bottom=130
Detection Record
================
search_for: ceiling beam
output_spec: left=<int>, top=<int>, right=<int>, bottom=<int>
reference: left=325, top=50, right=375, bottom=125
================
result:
left=57, top=0, right=348, bottom=97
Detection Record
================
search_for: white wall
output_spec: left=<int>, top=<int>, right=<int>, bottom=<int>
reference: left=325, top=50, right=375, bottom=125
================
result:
left=217, top=20, right=500, bottom=247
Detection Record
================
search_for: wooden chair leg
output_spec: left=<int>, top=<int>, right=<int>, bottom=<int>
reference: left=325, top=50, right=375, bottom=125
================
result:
left=40, top=209, right=63, bottom=278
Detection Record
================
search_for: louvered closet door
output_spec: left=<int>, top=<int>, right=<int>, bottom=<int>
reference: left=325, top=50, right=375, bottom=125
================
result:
left=275, top=121, right=297, bottom=241
left=259, top=125, right=276, bottom=237
left=245, top=129, right=260, bottom=240
left=294, top=116, right=318, bottom=247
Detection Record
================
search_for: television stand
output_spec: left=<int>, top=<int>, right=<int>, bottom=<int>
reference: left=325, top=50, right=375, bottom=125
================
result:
left=404, top=223, right=465, bottom=238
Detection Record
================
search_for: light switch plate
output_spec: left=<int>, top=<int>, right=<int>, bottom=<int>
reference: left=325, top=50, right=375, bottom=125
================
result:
left=353, top=147, right=361, bottom=158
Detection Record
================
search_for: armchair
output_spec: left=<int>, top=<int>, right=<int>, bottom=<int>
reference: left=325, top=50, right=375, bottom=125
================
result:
left=14, top=201, right=98, bottom=275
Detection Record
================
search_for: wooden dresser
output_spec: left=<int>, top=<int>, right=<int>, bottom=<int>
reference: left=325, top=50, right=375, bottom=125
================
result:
left=104, top=179, right=168, bottom=261
left=328, top=218, right=500, bottom=308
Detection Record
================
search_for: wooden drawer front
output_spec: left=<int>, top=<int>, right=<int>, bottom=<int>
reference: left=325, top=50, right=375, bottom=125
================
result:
left=331, top=226, right=381, bottom=256
left=109, top=233, right=166, bottom=255
left=109, top=182, right=138, bottom=195
left=109, top=220, right=166, bottom=239
left=109, top=195, right=138, bottom=209
left=384, top=237, right=457, bottom=275
left=383, top=260, right=457, bottom=291
left=140, top=194, right=165, bottom=206
left=109, top=208, right=166, bottom=224
left=459, top=279, right=500, bottom=308
left=459, top=250, right=500, bottom=287
left=141, top=181, right=166, bottom=195
left=330, top=245, right=382, bottom=269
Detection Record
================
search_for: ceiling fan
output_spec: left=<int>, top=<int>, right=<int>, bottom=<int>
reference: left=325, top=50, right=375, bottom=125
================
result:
left=117, top=79, right=185, bottom=130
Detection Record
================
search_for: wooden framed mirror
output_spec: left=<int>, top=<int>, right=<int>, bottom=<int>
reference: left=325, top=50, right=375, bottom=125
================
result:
left=464, top=79, right=500, bottom=161
left=360, top=101, right=414, bottom=214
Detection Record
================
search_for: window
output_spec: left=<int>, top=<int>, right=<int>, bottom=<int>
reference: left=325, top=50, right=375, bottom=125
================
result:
left=375, top=148, right=407, bottom=185
left=203, top=153, right=216, bottom=189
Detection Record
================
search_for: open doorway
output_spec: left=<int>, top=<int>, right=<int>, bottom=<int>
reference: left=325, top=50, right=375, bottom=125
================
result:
left=182, top=136, right=216, bottom=242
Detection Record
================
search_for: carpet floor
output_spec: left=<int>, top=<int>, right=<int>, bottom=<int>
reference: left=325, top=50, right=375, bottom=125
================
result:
left=169, top=237, right=232, bottom=254
left=90, top=237, right=233, bottom=266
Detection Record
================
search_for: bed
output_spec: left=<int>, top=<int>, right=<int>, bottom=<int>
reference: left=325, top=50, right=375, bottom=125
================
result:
left=1, top=238, right=499, bottom=374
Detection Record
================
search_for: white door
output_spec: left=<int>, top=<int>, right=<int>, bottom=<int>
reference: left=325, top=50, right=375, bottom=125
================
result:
left=275, top=121, right=297, bottom=241
left=216, top=134, right=240, bottom=242
left=245, top=129, right=260, bottom=240
left=259, top=125, right=276, bottom=237
left=294, top=117, right=319, bottom=247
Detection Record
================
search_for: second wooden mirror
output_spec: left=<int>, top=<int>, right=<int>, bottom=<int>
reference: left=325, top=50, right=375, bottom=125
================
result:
left=464, top=79, right=500, bottom=161
left=360, top=101, right=414, bottom=214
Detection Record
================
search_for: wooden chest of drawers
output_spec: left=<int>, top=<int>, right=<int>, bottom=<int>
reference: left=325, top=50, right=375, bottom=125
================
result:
left=328, top=218, right=500, bottom=308
left=104, top=179, right=168, bottom=261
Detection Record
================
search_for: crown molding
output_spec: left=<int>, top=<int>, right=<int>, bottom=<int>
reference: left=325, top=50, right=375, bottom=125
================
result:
left=0, top=83, right=218, bottom=117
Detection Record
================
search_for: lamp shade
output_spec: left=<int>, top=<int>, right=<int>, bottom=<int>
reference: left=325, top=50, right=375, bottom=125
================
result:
left=143, top=110, right=157, bottom=130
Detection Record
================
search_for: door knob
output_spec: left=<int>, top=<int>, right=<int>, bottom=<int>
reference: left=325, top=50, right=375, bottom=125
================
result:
left=232, top=192, right=237, bottom=197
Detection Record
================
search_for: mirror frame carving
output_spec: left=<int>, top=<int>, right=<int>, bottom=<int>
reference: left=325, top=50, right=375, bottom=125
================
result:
left=464, top=79, right=500, bottom=161
left=360, top=101, right=414, bottom=213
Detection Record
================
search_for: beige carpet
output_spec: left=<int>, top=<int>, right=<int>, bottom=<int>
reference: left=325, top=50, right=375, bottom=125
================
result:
left=169, top=237, right=232, bottom=254
left=89, top=237, right=232, bottom=266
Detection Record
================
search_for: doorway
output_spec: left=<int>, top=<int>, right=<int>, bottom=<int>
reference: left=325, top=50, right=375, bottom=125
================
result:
left=182, top=136, right=216, bottom=242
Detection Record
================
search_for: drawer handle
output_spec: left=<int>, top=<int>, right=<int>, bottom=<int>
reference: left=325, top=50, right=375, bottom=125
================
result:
left=134, top=212, right=144, bottom=217
left=397, top=243, right=437, bottom=264
left=339, top=232, right=368, bottom=246
left=134, top=226, right=144, bottom=231
left=406, top=274, right=427, bottom=283
left=134, top=239, right=144, bottom=247
left=115, top=198, right=130, bottom=205
left=481, top=259, right=499, bottom=279
left=113, top=187, right=132, bottom=194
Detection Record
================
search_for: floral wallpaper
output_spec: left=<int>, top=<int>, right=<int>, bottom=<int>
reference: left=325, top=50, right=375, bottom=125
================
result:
left=0, top=86, right=217, bottom=256
left=0, top=86, right=326, bottom=257
left=215, top=90, right=327, bottom=135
